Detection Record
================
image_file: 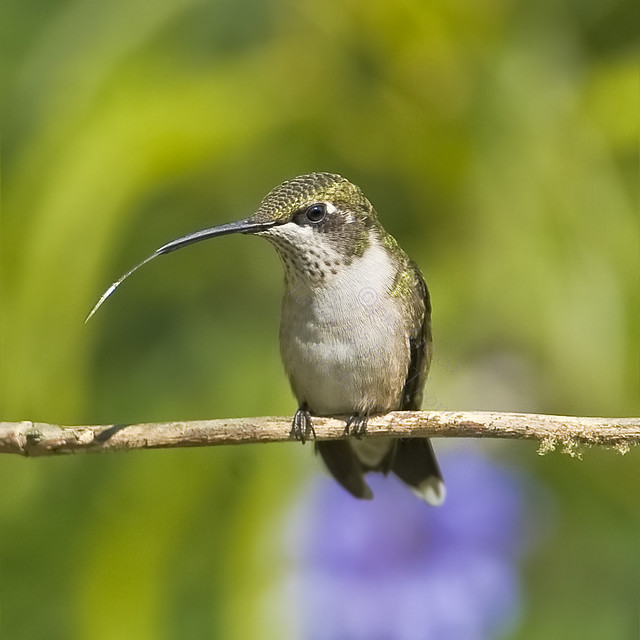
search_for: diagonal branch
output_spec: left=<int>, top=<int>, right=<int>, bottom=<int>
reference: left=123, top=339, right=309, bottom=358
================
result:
left=0, top=411, right=638, bottom=457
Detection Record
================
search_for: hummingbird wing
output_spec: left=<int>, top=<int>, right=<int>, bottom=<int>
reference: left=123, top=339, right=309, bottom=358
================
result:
left=390, top=269, right=446, bottom=506
left=400, top=268, right=432, bottom=411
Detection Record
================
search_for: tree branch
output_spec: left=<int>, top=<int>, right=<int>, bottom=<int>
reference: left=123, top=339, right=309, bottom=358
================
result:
left=0, top=411, right=638, bottom=457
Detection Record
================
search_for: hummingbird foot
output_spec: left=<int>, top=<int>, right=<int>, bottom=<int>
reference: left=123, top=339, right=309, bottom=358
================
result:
left=344, top=413, right=369, bottom=439
left=291, top=403, right=315, bottom=444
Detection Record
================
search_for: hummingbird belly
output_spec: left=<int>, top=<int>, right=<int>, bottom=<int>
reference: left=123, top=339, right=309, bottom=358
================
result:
left=282, top=326, right=408, bottom=416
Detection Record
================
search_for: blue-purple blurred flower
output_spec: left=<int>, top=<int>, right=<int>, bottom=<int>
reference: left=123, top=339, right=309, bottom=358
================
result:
left=283, top=449, right=537, bottom=640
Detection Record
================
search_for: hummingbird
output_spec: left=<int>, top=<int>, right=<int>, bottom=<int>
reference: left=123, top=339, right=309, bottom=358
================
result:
left=88, top=172, right=444, bottom=505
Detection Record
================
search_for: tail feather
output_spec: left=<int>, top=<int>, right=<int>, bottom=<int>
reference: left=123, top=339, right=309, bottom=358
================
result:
left=391, top=438, right=445, bottom=506
left=315, top=440, right=373, bottom=500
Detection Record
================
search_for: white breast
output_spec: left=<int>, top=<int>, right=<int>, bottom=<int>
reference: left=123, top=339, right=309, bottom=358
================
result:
left=279, top=234, right=410, bottom=416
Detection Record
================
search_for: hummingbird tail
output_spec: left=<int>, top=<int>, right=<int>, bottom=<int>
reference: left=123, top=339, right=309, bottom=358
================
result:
left=315, top=437, right=444, bottom=505
left=391, top=438, right=446, bottom=506
left=314, top=440, right=373, bottom=500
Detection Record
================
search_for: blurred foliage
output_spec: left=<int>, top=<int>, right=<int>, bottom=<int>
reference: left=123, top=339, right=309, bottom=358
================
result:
left=0, top=0, right=638, bottom=638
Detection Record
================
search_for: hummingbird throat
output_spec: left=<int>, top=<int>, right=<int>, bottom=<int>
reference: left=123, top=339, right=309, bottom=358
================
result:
left=260, top=223, right=373, bottom=288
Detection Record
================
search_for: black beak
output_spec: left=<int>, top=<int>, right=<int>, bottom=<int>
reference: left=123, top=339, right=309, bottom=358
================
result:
left=86, top=217, right=275, bottom=322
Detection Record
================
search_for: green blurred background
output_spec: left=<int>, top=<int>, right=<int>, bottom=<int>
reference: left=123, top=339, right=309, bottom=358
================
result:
left=1, top=0, right=638, bottom=638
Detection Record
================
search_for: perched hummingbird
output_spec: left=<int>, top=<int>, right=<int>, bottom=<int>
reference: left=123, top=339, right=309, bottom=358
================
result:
left=88, top=172, right=444, bottom=505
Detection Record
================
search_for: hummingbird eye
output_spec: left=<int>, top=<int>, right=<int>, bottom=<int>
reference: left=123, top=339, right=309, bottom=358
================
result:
left=305, top=203, right=326, bottom=223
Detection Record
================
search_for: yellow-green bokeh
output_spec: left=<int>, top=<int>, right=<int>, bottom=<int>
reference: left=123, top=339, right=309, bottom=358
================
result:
left=1, top=0, right=638, bottom=638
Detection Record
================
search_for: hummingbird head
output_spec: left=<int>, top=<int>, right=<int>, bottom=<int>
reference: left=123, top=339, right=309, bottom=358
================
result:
left=86, top=172, right=378, bottom=320
left=248, top=172, right=380, bottom=285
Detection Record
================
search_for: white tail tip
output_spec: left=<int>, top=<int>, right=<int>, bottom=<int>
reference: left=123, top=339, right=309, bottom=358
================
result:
left=413, top=477, right=446, bottom=506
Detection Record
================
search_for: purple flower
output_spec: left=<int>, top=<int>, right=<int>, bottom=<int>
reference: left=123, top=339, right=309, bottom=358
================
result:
left=283, top=449, right=536, bottom=640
